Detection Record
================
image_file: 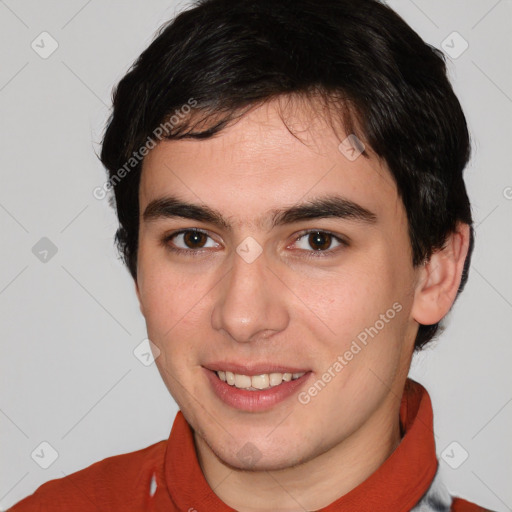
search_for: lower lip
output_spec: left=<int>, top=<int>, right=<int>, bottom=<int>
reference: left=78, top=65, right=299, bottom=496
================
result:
left=204, top=368, right=311, bottom=412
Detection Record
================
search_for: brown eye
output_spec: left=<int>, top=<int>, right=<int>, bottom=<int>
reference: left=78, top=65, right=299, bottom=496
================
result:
left=183, top=230, right=208, bottom=248
left=308, top=231, right=333, bottom=251
left=292, top=230, right=346, bottom=256
left=165, top=229, right=219, bottom=252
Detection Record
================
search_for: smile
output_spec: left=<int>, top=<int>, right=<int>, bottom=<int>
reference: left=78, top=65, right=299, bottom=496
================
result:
left=204, top=366, right=311, bottom=412
left=216, top=370, right=306, bottom=390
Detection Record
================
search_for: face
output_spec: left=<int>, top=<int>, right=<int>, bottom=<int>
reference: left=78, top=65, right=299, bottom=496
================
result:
left=135, top=98, right=420, bottom=471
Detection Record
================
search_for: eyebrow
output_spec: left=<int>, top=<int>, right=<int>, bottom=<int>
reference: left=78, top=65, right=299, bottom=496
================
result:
left=142, top=194, right=377, bottom=230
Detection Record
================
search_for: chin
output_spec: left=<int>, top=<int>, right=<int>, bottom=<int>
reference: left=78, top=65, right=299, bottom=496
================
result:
left=219, top=448, right=308, bottom=472
left=208, top=433, right=312, bottom=472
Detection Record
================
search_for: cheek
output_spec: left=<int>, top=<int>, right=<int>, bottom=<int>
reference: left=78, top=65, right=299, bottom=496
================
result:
left=144, top=269, right=209, bottom=403
left=138, top=258, right=209, bottom=333
left=291, top=262, right=388, bottom=339
left=292, top=255, right=408, bottom=375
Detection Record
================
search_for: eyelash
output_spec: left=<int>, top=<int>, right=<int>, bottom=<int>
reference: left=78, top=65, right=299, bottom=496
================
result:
left=161, top=229, right=349, bottom=258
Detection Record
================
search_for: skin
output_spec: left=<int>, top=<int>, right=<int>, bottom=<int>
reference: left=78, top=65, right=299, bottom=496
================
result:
left=135, top=97, right=470, bottom=511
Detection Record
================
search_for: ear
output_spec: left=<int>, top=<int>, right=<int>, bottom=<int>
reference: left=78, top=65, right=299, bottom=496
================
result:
left=134, top=279, right=145, bottom=316
left=411, top=222, right=471, bottom=326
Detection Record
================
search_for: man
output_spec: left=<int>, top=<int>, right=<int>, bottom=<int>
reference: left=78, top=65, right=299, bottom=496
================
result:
left=10, top=0, right=494, bottom=510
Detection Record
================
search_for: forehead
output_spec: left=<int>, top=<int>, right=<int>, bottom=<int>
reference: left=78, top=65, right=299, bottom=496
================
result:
left=139, top=98, right=400, bottom=225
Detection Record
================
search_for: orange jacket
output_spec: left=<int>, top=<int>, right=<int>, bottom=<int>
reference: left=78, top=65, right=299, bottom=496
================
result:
left=9, top=379, right=493, bottom=511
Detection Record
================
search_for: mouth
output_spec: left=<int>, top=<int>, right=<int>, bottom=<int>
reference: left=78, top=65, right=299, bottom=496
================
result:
left=215, top=370, right=306, bottom=390
left=203, top=364, right=311, bottom=412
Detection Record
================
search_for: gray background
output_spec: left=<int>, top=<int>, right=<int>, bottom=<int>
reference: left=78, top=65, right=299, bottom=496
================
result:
left=0, top=0, right=511, bottom=510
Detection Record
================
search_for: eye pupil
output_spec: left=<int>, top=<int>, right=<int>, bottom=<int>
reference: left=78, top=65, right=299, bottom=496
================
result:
left=184, top=231, right=207, bottom=248
left=308, top=231, right=331, bottom=251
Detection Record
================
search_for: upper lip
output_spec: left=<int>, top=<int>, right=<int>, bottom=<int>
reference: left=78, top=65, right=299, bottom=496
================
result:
left=204, top=362, right=310, bottom=376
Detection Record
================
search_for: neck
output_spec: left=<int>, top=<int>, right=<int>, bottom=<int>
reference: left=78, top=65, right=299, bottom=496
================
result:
left=194, top=391, right=403, bottom=512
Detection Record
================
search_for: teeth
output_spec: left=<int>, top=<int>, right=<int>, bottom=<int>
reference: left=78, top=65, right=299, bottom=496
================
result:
left=269, top=373, right=283, bottom=386
left=215, top=370, right=306, bottom=390
left=234, top=374, right=252, bottom=388
left=251, top=374, right=269, bottom=390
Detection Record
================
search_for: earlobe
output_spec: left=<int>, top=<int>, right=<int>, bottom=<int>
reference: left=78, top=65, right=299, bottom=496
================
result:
left=411, top=223, right=471, bottom=326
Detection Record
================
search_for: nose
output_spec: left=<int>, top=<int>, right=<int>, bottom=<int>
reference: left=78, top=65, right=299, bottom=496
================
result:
left=211, top=249, right=290, bottom=343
